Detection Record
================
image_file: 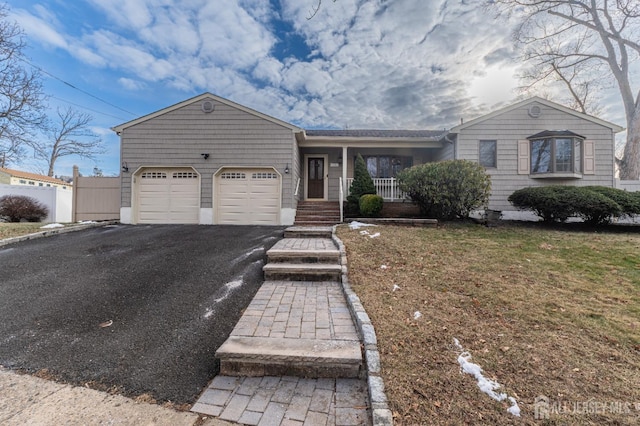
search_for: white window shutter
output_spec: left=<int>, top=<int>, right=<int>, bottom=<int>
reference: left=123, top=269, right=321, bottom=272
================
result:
left=517, top=140, right=530, bottom=174
left=583, top=140, right=595, bottom=175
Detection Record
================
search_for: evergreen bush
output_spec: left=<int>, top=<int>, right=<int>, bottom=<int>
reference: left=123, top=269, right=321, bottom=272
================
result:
left=347, top=153, right=376, bottom=215
left=397, top=160, right=491, bottom=220
left=508, top=185, right=632, bottom=224
left=359, top=194, right=384, bottom=217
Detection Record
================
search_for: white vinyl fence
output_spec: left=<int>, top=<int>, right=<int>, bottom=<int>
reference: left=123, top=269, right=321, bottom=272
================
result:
left=0, top=184, right=72, bottom=223
left=616, top=179, right=640, bottom=192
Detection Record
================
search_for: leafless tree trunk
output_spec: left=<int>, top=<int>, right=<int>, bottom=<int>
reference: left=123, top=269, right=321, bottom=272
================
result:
left=0, top=5, right=46, bottom=167
left=492, top=0, right=640, bottom=179
left=31, top=107, right=104, bottom=177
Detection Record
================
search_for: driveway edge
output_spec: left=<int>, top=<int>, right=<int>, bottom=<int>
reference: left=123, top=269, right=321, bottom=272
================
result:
left=0, top=221, right=119, bottom=248
left=332, top=224, right=394, bottom=426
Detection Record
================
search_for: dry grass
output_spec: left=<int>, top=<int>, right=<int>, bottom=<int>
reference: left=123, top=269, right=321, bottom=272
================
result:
left=0, top=222, right=45, bottom=240
left=337, top=222, right=640, bottom=425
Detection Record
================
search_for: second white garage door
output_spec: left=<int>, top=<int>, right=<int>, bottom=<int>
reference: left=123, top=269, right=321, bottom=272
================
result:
left=216, top=168, right=280, bottom=225
left=136, top=168, right=200, bottom=224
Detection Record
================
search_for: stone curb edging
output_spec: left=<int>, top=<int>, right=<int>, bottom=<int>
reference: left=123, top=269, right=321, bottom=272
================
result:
left=331, top=224, right=394, bottom=426
left=0, top=221, right=120, bottom=248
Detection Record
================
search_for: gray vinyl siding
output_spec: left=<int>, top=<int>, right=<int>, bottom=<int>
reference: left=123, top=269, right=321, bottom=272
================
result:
left=456, top=102, right=616, bottom=211
left=432, top=138, right=455, bottom=161
left=120, top=98, right=296, bottom=209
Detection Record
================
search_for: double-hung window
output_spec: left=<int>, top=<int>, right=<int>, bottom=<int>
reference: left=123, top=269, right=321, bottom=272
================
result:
left=479, top=140, right=497, bottom=168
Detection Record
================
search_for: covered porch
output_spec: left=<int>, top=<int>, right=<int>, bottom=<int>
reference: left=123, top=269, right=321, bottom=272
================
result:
left=295, top=129, right=453, bottom=203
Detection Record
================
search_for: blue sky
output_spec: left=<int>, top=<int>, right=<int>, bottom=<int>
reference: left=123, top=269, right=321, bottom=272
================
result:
left=5, top=0, right=629, bottom=177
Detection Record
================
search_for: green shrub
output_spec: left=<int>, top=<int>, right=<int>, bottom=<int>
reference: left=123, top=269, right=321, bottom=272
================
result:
left=0, top=195, right=49, bottom=222
left=397, top=160, right=491, bottom=220
left=347, top=153, right=376, bottom=215
left=359, top=194, right=384, bottom=217
left=508, top=185, right=625, bottom=224
left=583, top=186, right=640, bottom=217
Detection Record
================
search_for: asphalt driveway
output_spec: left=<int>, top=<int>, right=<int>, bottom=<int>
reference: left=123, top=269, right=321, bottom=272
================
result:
left=0, top=224, right=284, bottom=404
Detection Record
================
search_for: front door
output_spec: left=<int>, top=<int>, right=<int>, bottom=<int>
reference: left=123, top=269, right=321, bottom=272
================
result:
left=307, top=157, right=324, bottom=199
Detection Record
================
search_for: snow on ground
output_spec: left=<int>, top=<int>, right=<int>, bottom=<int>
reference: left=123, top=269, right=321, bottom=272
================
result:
left=40, top=223, right=64, bottom=229
left=204, top=278, right=245, bottom=318
left=77, top=220, right=97, bottom=224
left=392, top=284, right=400, bottom=292
left=413, top=311, right=422, bottom=320
left=349, top=221, right=377, bottom=230
left=453, top=337, right=521, bottom=417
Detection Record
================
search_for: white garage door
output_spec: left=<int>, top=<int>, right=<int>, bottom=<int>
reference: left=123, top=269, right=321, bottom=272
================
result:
left=216, top=169, right=280, bottom=225
left=136, top=168, right=200, bottom=224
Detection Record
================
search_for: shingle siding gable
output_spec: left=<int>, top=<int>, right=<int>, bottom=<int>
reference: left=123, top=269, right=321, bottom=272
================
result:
left=456, top=103, right=616, bottom=211
left=120, top=99, right=296, bottom=210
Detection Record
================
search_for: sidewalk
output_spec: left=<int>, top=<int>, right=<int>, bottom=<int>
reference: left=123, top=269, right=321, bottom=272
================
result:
left=0, top=368, right=229, bottom=426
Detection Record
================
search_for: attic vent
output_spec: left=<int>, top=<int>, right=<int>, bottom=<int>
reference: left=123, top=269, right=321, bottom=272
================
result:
left=528, top=105, right=541, bottom=118
left=202, top=100, right=215, bottom=113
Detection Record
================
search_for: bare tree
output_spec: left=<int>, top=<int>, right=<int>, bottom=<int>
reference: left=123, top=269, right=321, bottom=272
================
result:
left=307, top=0, right=338, bottom=20
left=492, top=0, right=640, bottom=179
left=0, top=5, right=46, bottom=167
left=31, top=107, right=104, bottom=177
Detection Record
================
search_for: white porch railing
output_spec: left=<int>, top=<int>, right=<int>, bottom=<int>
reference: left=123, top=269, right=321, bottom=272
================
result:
left=339, top=177, right=344, bottom=223
left=346, top=177, right=408, bottom=201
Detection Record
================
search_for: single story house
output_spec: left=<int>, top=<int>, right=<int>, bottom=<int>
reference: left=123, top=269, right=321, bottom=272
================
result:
left=112, top=93, right=623, bottom=225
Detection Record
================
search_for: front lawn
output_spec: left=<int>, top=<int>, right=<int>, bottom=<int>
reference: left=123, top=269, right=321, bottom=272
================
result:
left=337, top=222, right=640, bottom=425
left=0, top=222, right=47, bottom=240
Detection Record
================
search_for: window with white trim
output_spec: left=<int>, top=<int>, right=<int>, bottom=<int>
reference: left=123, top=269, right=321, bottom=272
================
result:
left=529, top=132, right=583, bottom=174
left=479, top=140, right=497, bottom=168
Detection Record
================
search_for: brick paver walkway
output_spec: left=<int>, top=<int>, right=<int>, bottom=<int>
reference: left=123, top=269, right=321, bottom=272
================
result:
left=231, top=282, right=359, bottom=341
left=192, top=376, right=369, bottom=425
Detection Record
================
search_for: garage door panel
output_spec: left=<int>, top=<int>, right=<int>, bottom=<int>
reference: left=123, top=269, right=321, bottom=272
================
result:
left=216, top=168, right=280, bottom=225
left=136, top=168, right=200, bottom=224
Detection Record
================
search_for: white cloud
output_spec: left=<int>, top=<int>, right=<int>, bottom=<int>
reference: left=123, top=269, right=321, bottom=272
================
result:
left=10, top=8, right=68, bottom=49
left=118, top=77, right=146, bottom=91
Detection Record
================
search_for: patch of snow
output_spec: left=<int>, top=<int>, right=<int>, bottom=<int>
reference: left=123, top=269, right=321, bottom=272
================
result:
left=453, top=338, right=520, bottom=417
left=414, top=311, right=422, bottom=320
left=205, top=278, right=245, bottom=318
left=369, top=232, right=380, bottom=238
left=392, top=284, right=400, bottom=292
left=349, top=221, right=376, bottom=230
left=380, top=265, right=387, bottom=269
left=215, top=279, right=243, bottom=303
left=78, top=220, right=97, bottom=224
left=40, top=223, right=64, bottom=229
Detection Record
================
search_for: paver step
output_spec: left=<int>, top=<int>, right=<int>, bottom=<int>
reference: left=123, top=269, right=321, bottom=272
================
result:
left=293, top=222, right=341, bottom=227
left=263, top=263, right=342, bottom=281
left=267, top=249, right=340, bottom=264
left=284, top=226, right=333, bottom=239
left=216, top=336, right=362, bottom=378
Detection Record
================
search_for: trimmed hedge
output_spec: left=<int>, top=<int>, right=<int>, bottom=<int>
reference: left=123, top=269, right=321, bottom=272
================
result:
left=397, top=160, right=491, bottom=220
left=359, top=194, right=384, bottom=217
left=508, top=185, right=639, bottom=224
left=0, top=195, right=49, bottom=222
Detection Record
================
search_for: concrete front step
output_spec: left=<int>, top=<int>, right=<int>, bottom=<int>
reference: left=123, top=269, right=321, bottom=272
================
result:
left=216, top=336, right=362, bottom=378
left=268, top=249, right=340, bottom=264
left=263, top=263, right=342, bottom=281
left=284, top=226, right=333, bottom=239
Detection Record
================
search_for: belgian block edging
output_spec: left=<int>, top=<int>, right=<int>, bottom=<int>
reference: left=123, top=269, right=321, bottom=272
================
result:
left=332, top=225, right=394, bottom=426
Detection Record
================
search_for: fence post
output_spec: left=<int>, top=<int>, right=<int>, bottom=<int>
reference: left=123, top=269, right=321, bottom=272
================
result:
left=72, top=165, right=79, bottom=223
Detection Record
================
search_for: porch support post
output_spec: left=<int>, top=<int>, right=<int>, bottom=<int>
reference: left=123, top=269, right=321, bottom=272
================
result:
left=342, top=145, right=348, bottom=196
